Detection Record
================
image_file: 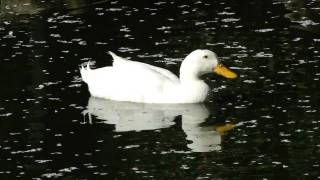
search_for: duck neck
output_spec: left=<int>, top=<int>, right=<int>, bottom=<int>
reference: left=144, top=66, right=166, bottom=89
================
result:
left=178, top=71, right=209, bottom=103
left=180, top=75, right=199, bottom=84
left=179, top=56, right=204, bottom=84
left=179, top=68, right=201, bottom=84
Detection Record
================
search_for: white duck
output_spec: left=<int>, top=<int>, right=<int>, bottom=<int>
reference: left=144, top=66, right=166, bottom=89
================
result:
left=80, top=49, right=237, bottom=103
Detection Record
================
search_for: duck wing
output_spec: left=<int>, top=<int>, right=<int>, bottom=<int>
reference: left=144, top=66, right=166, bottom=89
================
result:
left=109, top=51, right=179, bottom=84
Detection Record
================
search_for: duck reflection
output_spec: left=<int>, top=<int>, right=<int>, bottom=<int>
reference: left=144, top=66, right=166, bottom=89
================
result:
left=83, top=97, right=235, bottom=152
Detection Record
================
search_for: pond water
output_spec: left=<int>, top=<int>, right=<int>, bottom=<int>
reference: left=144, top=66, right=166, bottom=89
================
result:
left=0, top=0, right=320, bottom=179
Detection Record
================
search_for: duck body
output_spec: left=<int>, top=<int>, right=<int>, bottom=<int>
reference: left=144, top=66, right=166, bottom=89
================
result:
left=80, top=50, right=236, bottom=104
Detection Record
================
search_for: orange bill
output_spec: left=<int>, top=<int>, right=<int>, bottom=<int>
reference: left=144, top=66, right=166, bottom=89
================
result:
left=213, top=64, right=237, bottom=79
left=214, top=123, right=236, bottom=135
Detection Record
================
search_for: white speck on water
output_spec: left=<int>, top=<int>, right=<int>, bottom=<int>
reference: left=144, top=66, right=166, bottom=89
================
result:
left=254, top=28, right=274, bottom=32
left=11, top=148, right=42, bottom=154
left=35, top=160, right=53, bottom=164
left=243, top=80, right=256, bottom=84
left=59, top=167, right=78, bottom=172
left=0, top=113, right=13, bottom=117
left=78, top=41, right=87, bottom=46
left=41, top=173, right=63, bottom=178
left=281, top=139, right=291, bottom=143
left=222, top=18, right=240, bottom=23
left=253, top=52, right=274, bottom=58
left=124, top=145, right=140, bottom=149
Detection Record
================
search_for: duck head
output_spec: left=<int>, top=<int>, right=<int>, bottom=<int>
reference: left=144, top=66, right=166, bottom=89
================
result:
left=180, top=49, right=237, bottom=82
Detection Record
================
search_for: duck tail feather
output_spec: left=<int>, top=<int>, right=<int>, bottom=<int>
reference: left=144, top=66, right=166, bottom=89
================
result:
left=108, top=51, right=126, bottom=66
left=80, top=62, right=91, bottom=83
left=108, top=51, right=117, bottom=59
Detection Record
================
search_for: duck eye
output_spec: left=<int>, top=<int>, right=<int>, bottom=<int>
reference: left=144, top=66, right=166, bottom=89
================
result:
left=203, top=55, right=208, bottom=59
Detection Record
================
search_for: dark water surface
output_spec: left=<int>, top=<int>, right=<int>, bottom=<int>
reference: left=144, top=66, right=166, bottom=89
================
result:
left=1, top=0, right=320, bottom=179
